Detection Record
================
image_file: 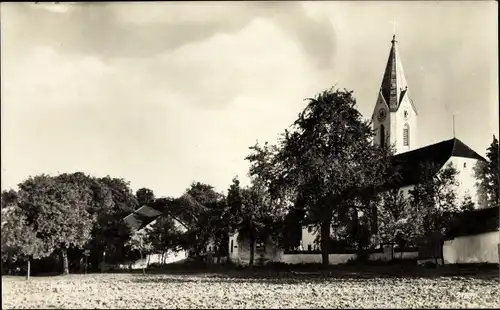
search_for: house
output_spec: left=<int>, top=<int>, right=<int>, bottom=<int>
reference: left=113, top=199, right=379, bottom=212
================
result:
left=228, top=34, right=491, bottom=265
left=121, top=198, right=195, bottom=268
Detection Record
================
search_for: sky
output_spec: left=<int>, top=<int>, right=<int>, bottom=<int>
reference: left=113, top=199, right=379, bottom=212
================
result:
left=1, top=1, right=498, bottom=197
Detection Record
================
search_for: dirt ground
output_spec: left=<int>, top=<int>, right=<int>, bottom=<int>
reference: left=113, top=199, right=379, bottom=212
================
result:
left=2, top=269, right=500, bottom=309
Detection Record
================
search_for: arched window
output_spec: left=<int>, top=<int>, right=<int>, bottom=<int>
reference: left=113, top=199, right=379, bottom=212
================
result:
left=380, top=124, right=385, bottom=148
left=403, top=123, right=410, bottom=146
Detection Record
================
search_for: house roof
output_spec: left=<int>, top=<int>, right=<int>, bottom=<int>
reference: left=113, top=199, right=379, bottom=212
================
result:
left=391, top=138, right=486, bottom=187
left=122, top=193, right=207, bottom=233
left=444, top=205, right=499, bottom=240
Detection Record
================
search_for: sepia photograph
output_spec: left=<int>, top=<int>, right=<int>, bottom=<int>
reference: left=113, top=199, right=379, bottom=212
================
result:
left=1, top=1, right=499, bottom=309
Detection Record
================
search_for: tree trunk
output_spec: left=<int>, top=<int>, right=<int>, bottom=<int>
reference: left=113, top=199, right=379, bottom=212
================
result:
left=249, top=239, right=255, bottom=267
left=321, top=218, right=331, bottom=266
left=371, top=203, right=378, bottom=235
left=26, top=259, right=31, bottom=281
left=147, top=254, right=151, bottom=268
left=61, top=248, right=69, bottom=275
left=216, top=244, right=221, bottom=265
left=84, top=256, right=88, bottom=274
left=140, top=250, right=145, bottom=275
left=225, top=232, right=231, bottom=263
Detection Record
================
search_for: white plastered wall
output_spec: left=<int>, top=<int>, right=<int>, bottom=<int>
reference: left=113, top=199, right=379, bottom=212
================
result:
left=443, top=231, right=499, bottom=264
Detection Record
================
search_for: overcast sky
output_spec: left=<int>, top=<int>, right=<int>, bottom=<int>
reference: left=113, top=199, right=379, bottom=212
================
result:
left=1, top=1, right=498, bottom=197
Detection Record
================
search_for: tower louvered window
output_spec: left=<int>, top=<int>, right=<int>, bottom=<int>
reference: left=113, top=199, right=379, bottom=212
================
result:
left=403, top=123, right=410, bottom=146
left=380, top=124, right=385, bottom=148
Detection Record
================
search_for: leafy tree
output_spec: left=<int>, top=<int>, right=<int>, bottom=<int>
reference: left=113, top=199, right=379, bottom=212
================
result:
left=473, top=135, right=499, bottom=208
left=1, top=207, right=47, bottom=279
left=89, top=176, right=137, bottom=269
left=408, top=162, right=470, bottom=237
left=53, top=173, right=137, bottom=271
left=125, top=229, right=153, bottom=275
left=377, top=188, right=414, bottom=250
left=236, top=178, right=285, bottom=267
left=281, top=208, right=306, bottom=250
left=246, top=88, right=394, bottom=265
left=148, top=216, right=185, bottom=264
left=226, top=177, right=244, bottom=233
left=16, top=175, right=95, bottom=275
left=1, top=189, right=18, bottom=209
left=238, top=186, right=266, bottom=267
left=185, top=182, right=228, bottom=260
left=136, top=188, right=155, bottom=208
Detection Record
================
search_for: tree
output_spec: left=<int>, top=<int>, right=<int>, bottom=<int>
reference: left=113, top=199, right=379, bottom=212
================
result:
left=1, top=207, right=47, bottom=279
left=238, top=186, right=266, bottom=267
left=175, top=182, right=226, bottom=260
left=236, top=178, right=285, bottom=267
left=136, top=188, right=155, bottom=209
left=1, top=189, right=18, bottom=209
left=474, top=135, right=499, bottom=208
left=246, top=88, right=394, bottom=265
left=408, top=162, right=470, bottom=237
left=53, top=173, right=137, bottom=271
left=89, top=176, right=137, bottom=269
left=16, top=175, right=95, bottom=275
left=148, top=216, right=185, bottom=264
left=226, top=177, right=244, bottom=234
left=125, top=229, right=153, bottom=275
left=377, top=188, right=414, bottom=251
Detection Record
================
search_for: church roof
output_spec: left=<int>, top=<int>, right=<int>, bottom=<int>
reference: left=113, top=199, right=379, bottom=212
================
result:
left=380, top=35, right=417, bottom=114
left=391, top=138, right=486, bottom=187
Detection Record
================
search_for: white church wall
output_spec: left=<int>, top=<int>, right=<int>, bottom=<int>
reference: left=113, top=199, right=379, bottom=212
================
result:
left=445, top=156, right=484, bottom=208
left=443, top=231, right=499, bottom=264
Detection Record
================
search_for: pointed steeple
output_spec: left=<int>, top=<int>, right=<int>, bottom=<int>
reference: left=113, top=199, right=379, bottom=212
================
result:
left=380, top=34, right=411, bottom=112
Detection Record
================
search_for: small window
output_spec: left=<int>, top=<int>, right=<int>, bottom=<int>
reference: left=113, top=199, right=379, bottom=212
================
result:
left=463, top=162, right=467, bottom=168
left=230, top=240, right=234, bottom=253
left=308, top=244, right=312, bottom=251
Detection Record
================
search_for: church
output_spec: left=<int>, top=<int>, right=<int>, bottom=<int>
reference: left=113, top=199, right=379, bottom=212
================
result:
left=228, top=34, right=491, bottom=265
left=370, top=34, right=485, bottom=206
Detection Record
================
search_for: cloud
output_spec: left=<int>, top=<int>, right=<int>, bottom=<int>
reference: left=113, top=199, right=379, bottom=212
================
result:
left=1, top=13, right=330, bottom=196
left=1, top=1, right=496, bottom=197
left=3, top=2, right=336, bottom=67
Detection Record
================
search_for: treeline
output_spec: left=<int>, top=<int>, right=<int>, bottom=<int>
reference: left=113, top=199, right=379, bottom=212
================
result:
left=2, top=88, right=498, bottom=276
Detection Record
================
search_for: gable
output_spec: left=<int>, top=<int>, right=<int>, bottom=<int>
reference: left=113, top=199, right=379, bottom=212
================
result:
left=371, top=91, right=390, bottom=121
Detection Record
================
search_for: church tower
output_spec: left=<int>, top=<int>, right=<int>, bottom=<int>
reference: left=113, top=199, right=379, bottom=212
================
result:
left=372, top=35, right=417, bottom=154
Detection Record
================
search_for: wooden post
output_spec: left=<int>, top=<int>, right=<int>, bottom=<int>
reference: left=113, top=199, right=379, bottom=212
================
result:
left=140, top=238, right=145, bottom=275
left=26, top=259, right=31, bottom=281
